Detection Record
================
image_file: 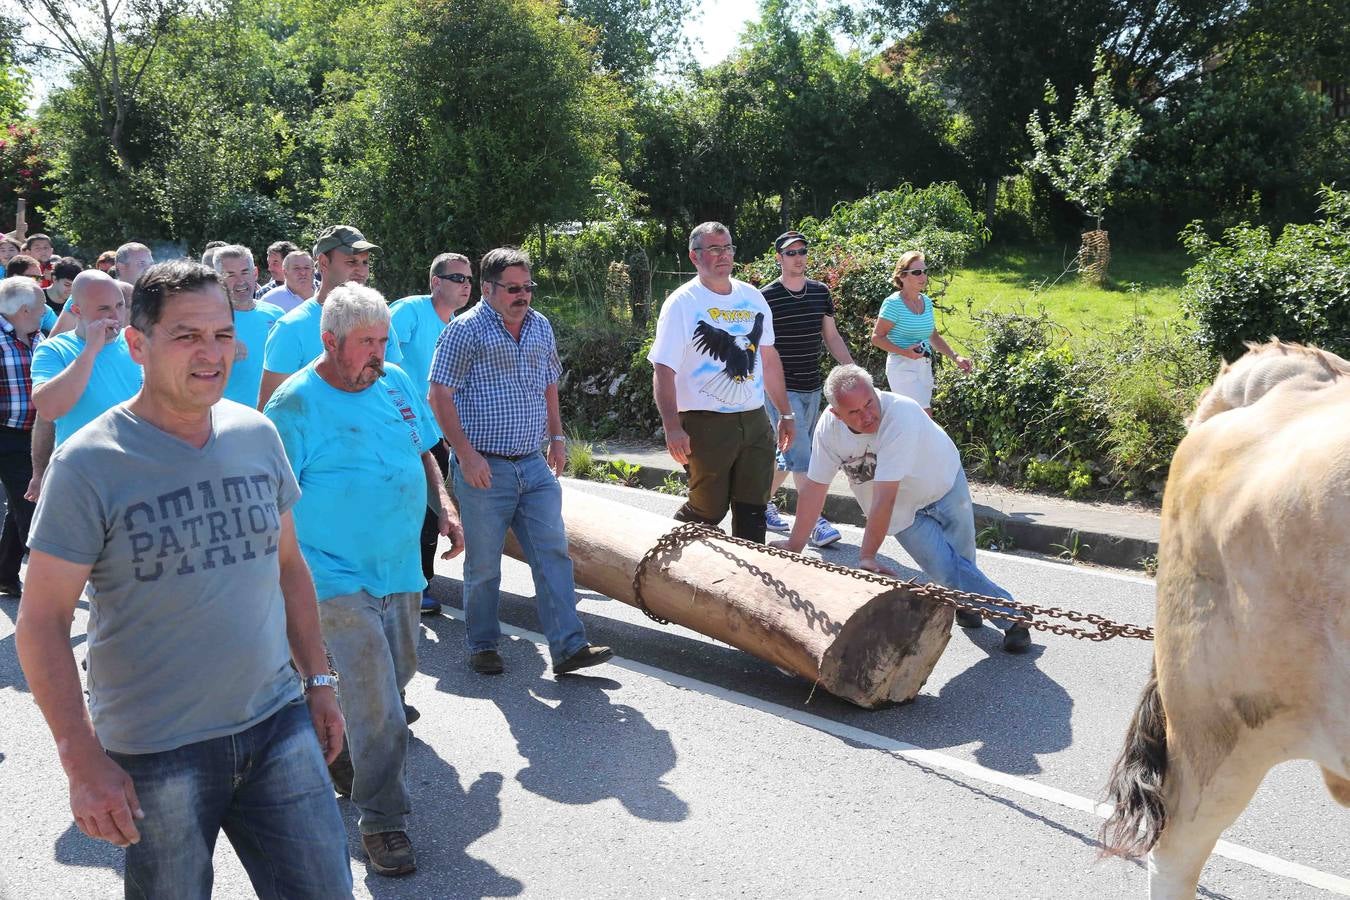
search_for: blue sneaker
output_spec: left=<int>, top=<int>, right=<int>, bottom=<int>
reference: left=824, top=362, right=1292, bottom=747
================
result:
left=809, top=517, right=841, bottom=548
left=765, top=502, right=791, bottom=534
left=420, top=593, right=442, bottom=615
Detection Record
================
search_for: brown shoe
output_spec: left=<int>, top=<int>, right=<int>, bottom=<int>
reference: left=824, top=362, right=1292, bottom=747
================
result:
left=553, top=644, right=613, bottom=676
left=362, top=830, right=416, bottom=876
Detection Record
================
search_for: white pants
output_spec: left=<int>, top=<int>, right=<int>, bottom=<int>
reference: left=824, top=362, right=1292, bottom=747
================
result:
left=885, top=353, right=934, bottom=407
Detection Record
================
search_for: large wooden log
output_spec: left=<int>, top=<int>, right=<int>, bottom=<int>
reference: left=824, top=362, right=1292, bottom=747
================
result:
left=504, top=486, right=954, bottom=708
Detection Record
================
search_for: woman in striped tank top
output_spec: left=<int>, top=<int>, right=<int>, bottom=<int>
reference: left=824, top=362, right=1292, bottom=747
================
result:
left=869, top=250, right=971, bottom=414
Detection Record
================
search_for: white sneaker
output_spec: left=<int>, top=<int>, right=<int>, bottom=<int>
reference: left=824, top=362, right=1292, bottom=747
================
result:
left=809, top=517, right=842, bottom=548
left=764, top=502, right=791, bottom=533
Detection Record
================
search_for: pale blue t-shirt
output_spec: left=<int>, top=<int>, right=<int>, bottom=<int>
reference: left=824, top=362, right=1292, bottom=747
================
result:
left=877, top=292, right=934, bottom=353
left=259, top=284, right=309, bottom=313
left=263, top=361, right=434, bottom=600
left=389, top=293, right=452, bottom=442
left=224, top=301, right=285, bottom=406
left=31, top=331, right=144, bottom=446
left=262, top=298, right=404, bottom=376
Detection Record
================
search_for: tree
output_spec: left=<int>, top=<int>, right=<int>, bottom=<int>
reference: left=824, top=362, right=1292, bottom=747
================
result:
left=0, top=13, right=27, bottom=121
left=1025, top=57, right=1142, bottom=281
left=317, top=0, right=625, bottom=295
left=1026, top=56, right=1142, bottom=234
left=868, top=0, right=1340, bottom=221
left=13, top=0, right=190, bottom=167
left=562, top=0, right=690, bottom=84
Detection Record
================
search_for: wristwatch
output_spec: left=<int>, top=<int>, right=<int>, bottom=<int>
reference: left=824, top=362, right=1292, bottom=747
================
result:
left=303, top=673, right=340, bottom=693
left=778, top=412, right=795, bottom=420
left=551, top=435, right=566, bottom=442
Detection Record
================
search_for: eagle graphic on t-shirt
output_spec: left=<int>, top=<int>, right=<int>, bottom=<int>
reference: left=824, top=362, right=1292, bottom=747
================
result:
left=691, top=312, right=764, bottom=406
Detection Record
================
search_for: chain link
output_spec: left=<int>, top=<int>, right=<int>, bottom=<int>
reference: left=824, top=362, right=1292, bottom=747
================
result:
left=631, top=522, right=1154, bottom=641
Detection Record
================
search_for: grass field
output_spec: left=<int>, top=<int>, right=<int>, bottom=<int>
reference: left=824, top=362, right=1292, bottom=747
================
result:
left=933, top=244, right=1191, bottom=352
left=540, top=243, right=1194, bottom=350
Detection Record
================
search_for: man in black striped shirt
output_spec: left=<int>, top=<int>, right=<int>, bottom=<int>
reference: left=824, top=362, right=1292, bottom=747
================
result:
left=761, top=231, right=854, bottom=546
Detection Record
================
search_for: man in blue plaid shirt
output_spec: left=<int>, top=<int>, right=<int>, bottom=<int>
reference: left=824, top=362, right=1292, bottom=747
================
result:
left=429, top=247, right=612, bottom=677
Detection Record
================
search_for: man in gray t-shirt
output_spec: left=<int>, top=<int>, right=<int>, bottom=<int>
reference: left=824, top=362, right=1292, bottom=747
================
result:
left=16, top=260, right=353, bottom=898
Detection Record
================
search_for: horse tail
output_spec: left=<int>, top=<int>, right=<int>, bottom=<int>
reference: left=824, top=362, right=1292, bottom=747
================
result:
left=1100, top=664, right=1170, bottom=858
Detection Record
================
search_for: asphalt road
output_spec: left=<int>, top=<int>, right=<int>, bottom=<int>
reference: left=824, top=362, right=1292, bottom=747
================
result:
left=0, top=478, right=1345, bottom=899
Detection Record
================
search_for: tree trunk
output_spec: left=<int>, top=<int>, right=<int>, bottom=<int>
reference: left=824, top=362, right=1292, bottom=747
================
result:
left=983, top=176, right=998, bottom=226
left=504, top=487, right=955, bottom=708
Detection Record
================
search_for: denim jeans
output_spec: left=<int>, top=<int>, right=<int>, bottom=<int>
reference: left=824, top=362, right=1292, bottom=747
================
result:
left=318, top=589, right=418, bottom=835
left=894, top=470, right=1020, bottom=629
left=110, top=697, right=353, bottom=900
left=765, top=389, right=823, bottom=473
left=452, top=451, right=588, bottom=664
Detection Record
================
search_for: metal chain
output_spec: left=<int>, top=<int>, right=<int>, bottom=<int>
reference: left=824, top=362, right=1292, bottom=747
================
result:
left=631, top=523, right=1154, bottom=641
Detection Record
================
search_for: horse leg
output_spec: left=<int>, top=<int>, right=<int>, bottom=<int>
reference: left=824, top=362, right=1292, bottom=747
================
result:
left=1147, top=745, right=1271, bottom=900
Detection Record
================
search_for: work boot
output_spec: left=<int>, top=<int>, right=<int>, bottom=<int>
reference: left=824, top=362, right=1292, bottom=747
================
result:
left=730, top=502, right=767, bottom=543
left=362, top=831, right=416, bottom=877
left=553, top=644, right=613, bottom=675
left=470, top=650, right=504, bottom=675
left=955, top=609, right=983, bottom=629
left=1002, top=625, right=1032, bottom=654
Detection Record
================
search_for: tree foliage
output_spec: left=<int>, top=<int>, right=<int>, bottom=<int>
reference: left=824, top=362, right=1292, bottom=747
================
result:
left=316, top=0, right=623, bottom=294
left=1026, top=56, right=1142, bottom=230
left=1180, top=187, right=1350, bottom=360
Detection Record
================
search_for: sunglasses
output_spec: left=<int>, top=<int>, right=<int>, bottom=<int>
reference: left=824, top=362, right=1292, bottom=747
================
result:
left=902, top=268, right=928, bottom=276
left=435, top=272, right=473, bottom=284
left=490, top=280, right=537, bottom=295
left=780, top=248, right=808, bottom=257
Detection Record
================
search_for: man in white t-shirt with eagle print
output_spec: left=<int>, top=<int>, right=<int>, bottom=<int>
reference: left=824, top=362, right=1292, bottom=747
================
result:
left=648, top=222, right=795, bottom=542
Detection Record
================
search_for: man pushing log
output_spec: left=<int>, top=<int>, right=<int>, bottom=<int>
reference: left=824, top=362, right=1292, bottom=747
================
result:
left=773, top=364, right=1033, bottom=654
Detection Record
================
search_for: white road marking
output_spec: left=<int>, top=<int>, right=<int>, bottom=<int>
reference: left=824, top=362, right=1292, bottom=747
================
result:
left=440, top=608, right=1350, bottom=896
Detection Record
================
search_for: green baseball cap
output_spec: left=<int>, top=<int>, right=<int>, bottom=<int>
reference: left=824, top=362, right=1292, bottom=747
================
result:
left=312, top=225, right=379, bottom=256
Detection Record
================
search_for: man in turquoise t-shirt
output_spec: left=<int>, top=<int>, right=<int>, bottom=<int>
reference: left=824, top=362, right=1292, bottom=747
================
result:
left=213, top=245, right=284, bottom=406
left=263, top=283, right=462, bottom=878
left=258, top=224, right=403, bottom=409
left=390, top=251, right=473, bottom=613
left=31, top=270, right=142, bottom=446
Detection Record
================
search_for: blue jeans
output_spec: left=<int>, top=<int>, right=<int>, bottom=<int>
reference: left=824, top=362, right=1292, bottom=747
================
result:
left=453, top=452, right=588, bottom=664
left=765, top=388, right=823, bottom=473
left=110, top=698, right=353, bottom=900
left=894, top=470, right=1020, bottom=629
left=318, top=589, right=418, bottom=835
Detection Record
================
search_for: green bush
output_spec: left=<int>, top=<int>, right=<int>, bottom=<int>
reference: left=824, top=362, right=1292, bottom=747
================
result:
left=1180, top=186, right=1350, bottom=360
left=739, top=183, right=988, bottom=384
left=933, top=310, right=1213, bottom=498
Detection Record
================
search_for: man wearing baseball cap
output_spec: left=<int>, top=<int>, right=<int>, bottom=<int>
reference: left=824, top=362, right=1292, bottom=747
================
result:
left=761, top=230, right=854, bottom=547
left=257, top=225, right=404, bottom=408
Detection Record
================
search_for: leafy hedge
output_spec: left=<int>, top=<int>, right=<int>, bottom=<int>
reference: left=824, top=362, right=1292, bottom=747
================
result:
left=1180, top=186, right=1350, bottom=360
left=738, top=183, right=987, bottom=383
left=934, top=312, right=1213, bottom=498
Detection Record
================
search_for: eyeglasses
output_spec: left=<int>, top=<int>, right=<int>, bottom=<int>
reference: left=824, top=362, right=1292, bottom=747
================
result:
left=697, top=244, right=736, bottom=256
left=780, top=248, right=808, bottom=257
left=902, top=268, right=928, bottom=276
left=435, top=272, right=473, bottom=284
left=490, top=280, right=537, bottom=295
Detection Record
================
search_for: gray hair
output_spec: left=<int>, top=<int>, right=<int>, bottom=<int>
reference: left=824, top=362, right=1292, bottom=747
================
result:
left=824, top=364, right=875, bottom=408
left=689, top=221, right=731, bottom=252
left=320, top=283, right=390, bottom=342
left=115, top=242, right=151, bottom=265
left=212, top=244, right=255, bottom=272
left=0, top=276, right=43, bottom=317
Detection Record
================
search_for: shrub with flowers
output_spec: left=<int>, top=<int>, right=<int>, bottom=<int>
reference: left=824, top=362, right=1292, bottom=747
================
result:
left=0, top=122, right=55, bottom=229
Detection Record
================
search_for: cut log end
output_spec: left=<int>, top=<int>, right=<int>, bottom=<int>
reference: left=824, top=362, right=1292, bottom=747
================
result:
left=820, top=587, right=955, bottom=708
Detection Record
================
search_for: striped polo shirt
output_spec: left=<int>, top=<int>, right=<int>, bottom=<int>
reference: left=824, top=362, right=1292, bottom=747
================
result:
left=760, top=278, right=835, bottom=393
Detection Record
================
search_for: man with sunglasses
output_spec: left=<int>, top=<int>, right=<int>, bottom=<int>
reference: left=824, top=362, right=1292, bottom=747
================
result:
left=258, top=225, right=404, bottom=408
left=760, top=230, right=854, bottom=548
left=429, top=247, right=612, bottom=677
left=648, top=222, right=795, bottom=544
left=390, top=252, right=474, bottom=615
